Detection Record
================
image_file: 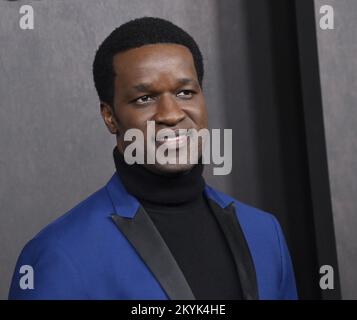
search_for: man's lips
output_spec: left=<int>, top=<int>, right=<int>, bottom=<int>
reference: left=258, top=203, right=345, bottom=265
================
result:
left=154, top=128, right=193, bottom=149
left=156, top=135, right=188, bottom=148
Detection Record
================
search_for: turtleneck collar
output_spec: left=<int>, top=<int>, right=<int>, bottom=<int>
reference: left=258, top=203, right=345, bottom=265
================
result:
left=113, top=146, right=205, bottom=207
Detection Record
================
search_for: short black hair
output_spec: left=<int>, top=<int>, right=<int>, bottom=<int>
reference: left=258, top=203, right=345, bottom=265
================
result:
left=92, top=17, right=204, bottom=108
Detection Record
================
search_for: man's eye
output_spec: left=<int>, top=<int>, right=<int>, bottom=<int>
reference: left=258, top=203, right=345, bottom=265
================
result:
left=135, top=95, right=154, bottom=104
left=177, top=90, right=194, bottom=98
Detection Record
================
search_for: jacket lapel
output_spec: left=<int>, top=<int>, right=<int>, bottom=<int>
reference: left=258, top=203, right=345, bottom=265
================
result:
left=106, top=174, right=195, bottom=300
left=106, top=173, right=258, bottom=300
left=205, top=195, right=259, bottom=300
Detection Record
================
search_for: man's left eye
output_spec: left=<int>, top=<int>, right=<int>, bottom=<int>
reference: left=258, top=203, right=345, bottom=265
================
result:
left=177, top=90, right=194, bottom=98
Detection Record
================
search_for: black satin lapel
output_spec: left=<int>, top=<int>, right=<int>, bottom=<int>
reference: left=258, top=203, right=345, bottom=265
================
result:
left=111, top=207, right=195, bottom=300
left=207, top=199, right=259, bottom=300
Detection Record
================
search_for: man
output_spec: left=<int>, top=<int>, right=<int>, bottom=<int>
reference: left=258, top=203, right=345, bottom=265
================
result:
left=9, top=17, right=297, bottom=300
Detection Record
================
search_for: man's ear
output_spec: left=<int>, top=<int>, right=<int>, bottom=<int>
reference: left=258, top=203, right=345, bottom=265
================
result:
left=100, top=102, right=119, bottom=135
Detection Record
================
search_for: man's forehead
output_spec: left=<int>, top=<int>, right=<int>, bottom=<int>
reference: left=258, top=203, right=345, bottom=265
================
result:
left=113, top=43, right=195, bottom=71
left=112, top=43, right=198, bottom=86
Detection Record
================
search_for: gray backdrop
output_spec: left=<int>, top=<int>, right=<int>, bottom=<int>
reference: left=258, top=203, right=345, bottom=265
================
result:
left=314, top=0, right=357, bottom=299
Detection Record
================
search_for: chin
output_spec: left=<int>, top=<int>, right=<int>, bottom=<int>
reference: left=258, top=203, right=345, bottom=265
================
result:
left=145, top=162, right=195, bottom=176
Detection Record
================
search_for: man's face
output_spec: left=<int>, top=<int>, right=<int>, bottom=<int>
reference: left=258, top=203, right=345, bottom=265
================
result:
left=101, top=43, right=208, bottom=175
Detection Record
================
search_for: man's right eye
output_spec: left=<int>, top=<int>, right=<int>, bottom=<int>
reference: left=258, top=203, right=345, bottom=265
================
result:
left=134, top=95, right=154, bottom=104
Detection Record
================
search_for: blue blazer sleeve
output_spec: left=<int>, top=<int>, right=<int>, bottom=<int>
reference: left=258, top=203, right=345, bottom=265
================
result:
left=8, top=238, right=87, bottom=300
left=271, top=216, right=298, bottom=300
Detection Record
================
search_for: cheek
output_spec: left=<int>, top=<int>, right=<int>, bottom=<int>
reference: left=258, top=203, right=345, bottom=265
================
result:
left=190, top=102, right=208, bottom=128
left=201, top=106, right=209, bottom=126
left=115, top=105, right=143, bottom=130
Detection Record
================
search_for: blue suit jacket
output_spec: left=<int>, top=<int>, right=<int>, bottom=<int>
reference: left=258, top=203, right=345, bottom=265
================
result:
left=9, top=173, right=297, bottom=300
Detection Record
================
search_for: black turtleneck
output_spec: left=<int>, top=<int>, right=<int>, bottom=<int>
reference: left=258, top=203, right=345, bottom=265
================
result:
left=113, top=147, right=242, bottom=300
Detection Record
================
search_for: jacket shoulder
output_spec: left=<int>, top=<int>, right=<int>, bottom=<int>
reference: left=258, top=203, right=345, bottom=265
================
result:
left=9, top=185, right=116, bottom=299
left=205, top=185, right=275, bottom=223
left=32, top=185, right=113, bottom=244
left=206, top=186, right=297, bottom=299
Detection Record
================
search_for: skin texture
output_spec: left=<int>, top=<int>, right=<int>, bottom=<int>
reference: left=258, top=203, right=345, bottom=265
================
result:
left=101, top=43, right=208, bottom=175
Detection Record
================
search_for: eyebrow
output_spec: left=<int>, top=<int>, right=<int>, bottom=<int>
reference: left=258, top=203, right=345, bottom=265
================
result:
left=132, top=78, right=199, bottom=93
left=177, top=78, right=198, bottom=86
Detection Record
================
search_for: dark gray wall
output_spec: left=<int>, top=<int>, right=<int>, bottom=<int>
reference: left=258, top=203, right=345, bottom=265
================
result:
left=314, top=0, right=357, bottom=299
left=0, top=0, right=253, bottom=299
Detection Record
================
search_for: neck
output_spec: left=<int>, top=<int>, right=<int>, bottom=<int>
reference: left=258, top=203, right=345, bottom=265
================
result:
left=113, top=147, right=205, bottom=206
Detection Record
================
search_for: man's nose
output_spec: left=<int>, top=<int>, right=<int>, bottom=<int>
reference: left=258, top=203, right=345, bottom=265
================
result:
left=153, top=94, right=186, bottom=126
